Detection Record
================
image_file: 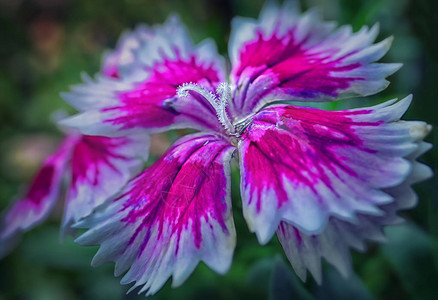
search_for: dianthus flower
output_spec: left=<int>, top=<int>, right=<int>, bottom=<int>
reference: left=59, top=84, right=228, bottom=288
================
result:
left=2, top=1, right=432, bottom=296
left=0, top=132, right=148, bottom=255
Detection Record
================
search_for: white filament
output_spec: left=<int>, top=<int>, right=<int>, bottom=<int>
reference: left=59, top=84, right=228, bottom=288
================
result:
left=177, top=82, right=235, bottom=134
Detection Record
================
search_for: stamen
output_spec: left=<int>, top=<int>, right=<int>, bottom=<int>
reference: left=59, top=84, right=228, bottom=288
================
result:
left=216, top=83, right=232, bottom=106
left=177, top=82, right=217, bottom=107
left=216, top=83, right=234, bottom=133
left=177, top=82, right=235, bottom=134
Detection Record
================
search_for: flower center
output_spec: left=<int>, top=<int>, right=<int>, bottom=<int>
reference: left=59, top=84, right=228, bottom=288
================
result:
left=177, top=82, right=236, bottom=135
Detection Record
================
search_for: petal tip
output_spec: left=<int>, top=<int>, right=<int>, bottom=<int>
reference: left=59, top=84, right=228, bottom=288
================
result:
left=409, top=123, right=432, bottom=141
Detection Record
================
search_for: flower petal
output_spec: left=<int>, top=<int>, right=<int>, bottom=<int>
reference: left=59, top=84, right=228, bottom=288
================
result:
left=0, top=136, right=76, bottom=242
left=228, top=1, right=400, bottom=119
left=62, top=26, right=147, bottom=112
left=277, top=141, right=432, bottom=283
left=277, top=217, right=379, bottom=284
left=62, top=134, right=149, bottom=236
left=61, top=16, right=226, bottom=136
left=101, top=27, right=145, bottom=79
left=238, top=95, right=431, bottom=244
left=75, top=133, right=236, bottom=296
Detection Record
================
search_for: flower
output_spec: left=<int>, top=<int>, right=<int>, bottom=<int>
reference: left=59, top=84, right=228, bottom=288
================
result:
left=0, top=27, right=151, bottom=255
left=12, top=0, right=432, bottom=296
left=0, top=122, right=148, bottom=256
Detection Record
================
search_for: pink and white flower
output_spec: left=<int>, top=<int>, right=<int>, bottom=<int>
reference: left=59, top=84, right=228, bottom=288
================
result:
left=0, top=32, right=150, bottom=255
left=57, top=1, right=431, bottom=296
left=0, top=134, right=148, bottom=252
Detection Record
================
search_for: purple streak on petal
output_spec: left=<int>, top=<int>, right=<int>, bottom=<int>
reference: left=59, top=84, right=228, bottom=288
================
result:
left=293, top=227, right=302, bottom=245
left=231, top=28, right=363, bottom=117
left=229, top=2, right=400, bottom=119
left=241, top=107, right=379, bottom=210
left=119, top=134, right=230, bottom=251
left=62, top=134, right=149, bottom=235
left=61, top=16, right=226, bottom=136
left=75, top=134, right=236, bottom=296
left=71, top=136, right=129, bottom=189
left=103, top=66, right=120, bottom=79
left=278, top=149, right=431, bottom=286
left=234, top=29, right=362, bottom=102
left=0, top=136, right=76, bottom=241
left=102, top=55, right=222, bottom=131
left=239, top=97, right=430, bottom=244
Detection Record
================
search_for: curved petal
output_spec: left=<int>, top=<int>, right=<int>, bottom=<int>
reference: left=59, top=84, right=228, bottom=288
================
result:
left=62, top=134, right=149, bottom=236
left=62, top=26, right=147, bottom=112
left=238, top=96, right=431, bottom=244
left=101, top=27, right=145, bottom=79
left=75, top=133, right=236, bottom=296
left=277, top=141, right=432, bottom=283
left=228, top=1, right=401, bottom=120
left=277, top=217, right=381, bottom=284
left=0, top=136, right=76, bottom=242
left=61, top=15, right=226, bottom=136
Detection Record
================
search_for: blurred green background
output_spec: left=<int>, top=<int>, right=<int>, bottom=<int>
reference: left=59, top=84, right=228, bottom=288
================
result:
left=0, top=0, right=437, bottom=299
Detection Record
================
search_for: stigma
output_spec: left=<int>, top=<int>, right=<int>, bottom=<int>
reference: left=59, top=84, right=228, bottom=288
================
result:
left=177, top=82, right=236, bottom=135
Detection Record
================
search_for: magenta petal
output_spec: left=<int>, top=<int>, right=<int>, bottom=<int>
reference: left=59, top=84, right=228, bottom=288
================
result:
left=228, top=1, right=400, bottom=119
left=61, top=16, right=226, bottom=136
left=277, top=140, right=433, bottom=284
left=62, top=134, right=149, bottom=236
left=0, top=136, right=76, bottom=241
left=239, top=96, right=431, bottom=244
left=75, top=133, right=236, bottom=296
left=102, top=51, right=223, bottom=132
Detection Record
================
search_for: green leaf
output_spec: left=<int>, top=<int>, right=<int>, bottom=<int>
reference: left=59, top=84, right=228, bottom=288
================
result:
left=269, top=256, right=314, bottom=300
left=382, top=223, right=438, bottom=299
left=314, top=268, right=373, bottom=300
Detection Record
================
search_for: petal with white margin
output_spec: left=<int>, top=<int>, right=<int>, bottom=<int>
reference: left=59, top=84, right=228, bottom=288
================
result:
left=228, top=1, right=401, bottom=120
left=62, top=26, right=148, bottom=112
left=75, top=133, right=236, bottom=296
left=277, top=217, right=382, bottom=284
left=101, top=27, right=146, bottom=79
left=0, top=136, right=76, bottom=241
left=61, top=15, right=226, bottom=136
left=239, top=96, right=431, bottom=244
left=277, top=145, right=433, bottom=284
left=62, top=134, right=149, bottom=236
